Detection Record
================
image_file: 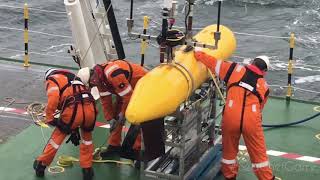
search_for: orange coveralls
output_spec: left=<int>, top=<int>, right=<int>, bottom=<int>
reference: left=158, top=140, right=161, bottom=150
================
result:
left=95, top=60, right=147, bottom=151
left=194, top=51, right=274, bottom=180
left=37, top=71, right=96, bottom=168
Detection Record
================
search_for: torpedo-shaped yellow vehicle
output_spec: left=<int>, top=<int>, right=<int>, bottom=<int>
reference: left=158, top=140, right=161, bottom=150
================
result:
left=126, top=24, right=237, bottom=124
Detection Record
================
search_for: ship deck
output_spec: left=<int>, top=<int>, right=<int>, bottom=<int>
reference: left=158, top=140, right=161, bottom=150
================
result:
left=0, top=62, right=319, bottom=180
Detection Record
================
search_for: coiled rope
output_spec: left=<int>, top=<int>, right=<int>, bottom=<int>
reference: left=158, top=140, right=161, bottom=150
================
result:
left=26, top=102, right=49, bottom=128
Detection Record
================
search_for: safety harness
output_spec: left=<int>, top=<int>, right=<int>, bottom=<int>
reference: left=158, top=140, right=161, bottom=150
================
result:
left=224, top=63, right=269, bottom=104
left=46, top=70, right=96, bottom=134
left=223, top=63, right=269, bottom=132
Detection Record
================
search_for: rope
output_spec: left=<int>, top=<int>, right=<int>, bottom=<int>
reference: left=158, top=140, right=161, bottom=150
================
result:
left=57, top=155, right=134, bottom=167
left=26, top=103, right=49, bottom=129
left=149, top=20, right=291, bottom=40
left=208, top=70, right=226, bottom=105
left=0, top=5, right=66, bottom=14
left=233, top=31, right=290, bottom=39
left=0, top=26, right=71, bottom=38
left=26, top=102, right=49, bottom=146
left=160, top=62, right=194, bottom=99
left=48, top=166, right=64, bottom=174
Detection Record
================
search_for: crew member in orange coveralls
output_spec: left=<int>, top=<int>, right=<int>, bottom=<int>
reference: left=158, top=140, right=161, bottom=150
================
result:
left=193, top=47, right=275, bottom=180
left=77, top=60, right=147, bottom=160
left=33, top=69, right=97, bottom=180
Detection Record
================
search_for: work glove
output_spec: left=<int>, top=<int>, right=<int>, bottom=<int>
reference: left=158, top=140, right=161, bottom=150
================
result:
left=46, top=118, right=58, bottom=126
left=109, top=113, right=126, bottom=133
left=53, top=110, right=61, bottom=119
left=41, top=110, right=60, bottom=126
left=183, top=45, right=203, bottom=53
left=66, top=128, right=80, bottom=146
left=115, top=112, right=126, bottom=125
left=194, top=47, right=203, bottom=52
left=109, top=119, right=118, bottom=133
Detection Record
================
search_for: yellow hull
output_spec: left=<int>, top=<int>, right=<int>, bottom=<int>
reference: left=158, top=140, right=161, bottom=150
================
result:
left=126, top=24, right=237, bottom=124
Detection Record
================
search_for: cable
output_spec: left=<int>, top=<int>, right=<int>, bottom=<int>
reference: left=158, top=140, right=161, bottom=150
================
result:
left=262, top=112, right=320, bottom=128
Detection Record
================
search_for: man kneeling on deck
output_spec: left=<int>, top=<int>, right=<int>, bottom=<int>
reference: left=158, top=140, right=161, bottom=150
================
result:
left=193, top=47, right=275, bottom=180
left=33, top=69, right=97, bottom=180
left=77, top=59, right=147, bottom=160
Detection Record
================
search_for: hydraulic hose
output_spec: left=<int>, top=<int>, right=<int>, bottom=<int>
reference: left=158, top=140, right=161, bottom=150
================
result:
left=262, top=112, right=320, bottom=128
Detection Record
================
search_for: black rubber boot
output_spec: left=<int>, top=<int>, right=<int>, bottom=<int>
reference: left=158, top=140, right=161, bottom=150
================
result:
left=82, top=167, right=94, bottom=180
left=100, top=145, right=121, bottom=159
left=134, top=160, right=141, bottom=169
left=33, top=160, right=46, bottom=177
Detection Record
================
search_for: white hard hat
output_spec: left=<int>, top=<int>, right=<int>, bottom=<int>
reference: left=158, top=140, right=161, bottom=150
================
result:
left=255, top=55, right=270, bottom=71
left=77, top=67, right=91, bottom=85
left=44, top=68, right=58, bottom=80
